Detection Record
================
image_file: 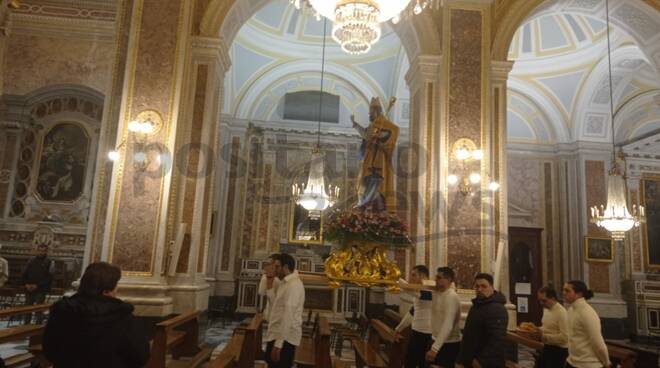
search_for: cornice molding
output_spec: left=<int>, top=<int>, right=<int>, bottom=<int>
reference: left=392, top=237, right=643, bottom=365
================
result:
left=405, top=54, right=442, bottom=90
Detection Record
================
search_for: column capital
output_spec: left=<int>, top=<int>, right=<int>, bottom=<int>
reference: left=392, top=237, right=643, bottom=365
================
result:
left=191, top=36, right=232, bottom=73
left=405, top=54, right=442, bottom=90
left=491, top=60, right=514, bottom=83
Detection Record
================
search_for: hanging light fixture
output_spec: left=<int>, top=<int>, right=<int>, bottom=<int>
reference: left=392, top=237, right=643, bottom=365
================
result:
left=291, top=18, right=340, bottom=215
left=290, top=0, right=442, bottom=54
left=589, top=0, right=645, bottom=240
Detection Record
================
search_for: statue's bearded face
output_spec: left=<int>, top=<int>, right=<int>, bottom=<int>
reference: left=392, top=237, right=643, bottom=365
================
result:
left=369, top=105, right=382, bottom=121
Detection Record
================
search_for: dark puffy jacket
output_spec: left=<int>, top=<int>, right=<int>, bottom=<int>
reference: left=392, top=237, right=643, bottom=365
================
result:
left=21, top=256, right=53, bottom=292
left=43, top=293, right=150, bottom=368
left=457, top=291, right=509, bottom=368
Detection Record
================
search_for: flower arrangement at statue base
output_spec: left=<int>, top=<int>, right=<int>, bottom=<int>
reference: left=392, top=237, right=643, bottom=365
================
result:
left=323, top=207, right=412, bottom=292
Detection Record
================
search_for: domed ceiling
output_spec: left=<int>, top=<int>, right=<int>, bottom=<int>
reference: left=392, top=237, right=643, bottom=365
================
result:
left=507, top=3, right=660, bottom=146
left=222, top=0, right=410, bottom=129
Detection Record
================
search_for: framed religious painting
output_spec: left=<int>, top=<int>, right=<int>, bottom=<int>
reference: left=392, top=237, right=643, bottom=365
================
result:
left=288, top=202, right=323, bottom=245
left=642, top=176, right=660, bottom=269
left=585, top=236, right=614, bottom=263
left=35, top=122, right=90, bottom=202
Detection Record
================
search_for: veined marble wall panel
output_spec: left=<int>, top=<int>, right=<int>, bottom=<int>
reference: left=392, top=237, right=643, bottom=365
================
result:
left=4, top=34, right=113, bottom=95
left=585, top=160, right=611, bottom=293
left=220, top=136, right=240, bottom=272
left=110, top=0, right=185, bottom=273
left=446, top=9, right=483, bottom=289
left=508, top=158, right=542, bottom=227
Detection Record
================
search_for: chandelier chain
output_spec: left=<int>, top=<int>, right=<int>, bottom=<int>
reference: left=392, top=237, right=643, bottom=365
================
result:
left=317, top=17, right=328, bottom=149
left=605, top=0, right=616, bottom=162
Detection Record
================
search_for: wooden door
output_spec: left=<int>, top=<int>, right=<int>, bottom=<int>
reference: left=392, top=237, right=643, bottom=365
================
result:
left=508, top=227, right=544, bottom=324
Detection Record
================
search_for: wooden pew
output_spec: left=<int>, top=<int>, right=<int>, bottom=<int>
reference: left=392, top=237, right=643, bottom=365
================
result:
left=351, top=319, right=405, bottom=368
left=295, top=315, right=332, bottom=368
left=205, top=313, right=264, bottom=368
left=147, top=310, right=213, bottom=368
left=507, top=331, right=637, bottom=368
left=0, top=304, right=51, bottom=367
left=382, top=308, right=402, bottom=329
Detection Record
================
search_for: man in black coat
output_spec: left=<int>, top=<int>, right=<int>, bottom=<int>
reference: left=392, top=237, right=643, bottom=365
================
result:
left=22, top=243, right=53, bottom=324
left=456, top=273, right=509, bottom=368
left=43, top=262, right=150, bottom=368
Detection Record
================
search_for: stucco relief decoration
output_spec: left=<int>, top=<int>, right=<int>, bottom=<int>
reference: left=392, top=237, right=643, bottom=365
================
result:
left=36, top=123, right=89, bottom=202
left=31, top=226, right=60, bottom=249
left=0, top=169, right=10, bottom=184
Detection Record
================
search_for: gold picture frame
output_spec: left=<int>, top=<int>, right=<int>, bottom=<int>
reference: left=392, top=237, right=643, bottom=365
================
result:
left=642, top=176, right=660, bottom=269
left=585, top=236, right=614, bottom=263
left=288, top=201, right=323, bottom=245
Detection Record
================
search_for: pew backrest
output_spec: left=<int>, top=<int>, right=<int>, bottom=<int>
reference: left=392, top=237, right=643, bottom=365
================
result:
left=147, top=311, right=204, bottom=368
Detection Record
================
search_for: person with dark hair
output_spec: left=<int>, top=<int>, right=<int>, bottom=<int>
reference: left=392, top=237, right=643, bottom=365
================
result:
left=456, top=273, right=508, bottom=368
left=264, top=253, right=305, bottom=368
left=530, top=286, right=569, bottom=367
left=43, top=262, right=150, bottom=368
left=22, top=243, right=54, bottom=324
left=259, top=253, right=281, bottom=321
left=563, top=281, right=610, bottom=368
left=425, top=267, right=461, bottom=368
left=395, top=265, right=432, bottom=368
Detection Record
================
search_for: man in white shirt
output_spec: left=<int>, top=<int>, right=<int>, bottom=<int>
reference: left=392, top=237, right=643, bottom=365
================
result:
left=395, top=265, right=433, bottom=368
left=535, top=286, right=568, bottom=367
left=258, top=254, right=281, bottom=321
left=425, top=267, right=461, bottom=368
left=264, top=253, right=305, bottom=368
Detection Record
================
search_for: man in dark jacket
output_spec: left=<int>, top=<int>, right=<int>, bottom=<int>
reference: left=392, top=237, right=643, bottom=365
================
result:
left=43, top=262, right=150, bottom=368
left=456, top=273, right=508, bottom=368
left=22, top=243, right=53, bottom=324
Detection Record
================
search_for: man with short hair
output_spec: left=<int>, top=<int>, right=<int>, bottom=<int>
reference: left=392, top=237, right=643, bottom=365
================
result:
left=395, top=265, right=433, bottom=368
left=534, top=286, right=568, bottom=367
left=43, top=262, right=150, bottom=368
left=258, top=253, right=281, bottom=321
left=264, top=253, right=305, bottom=368
left=22, top=243, right=54, bottom=324
left=425, top=267, right=461, bottom=368
left=456, top=273, right=508, bottom=368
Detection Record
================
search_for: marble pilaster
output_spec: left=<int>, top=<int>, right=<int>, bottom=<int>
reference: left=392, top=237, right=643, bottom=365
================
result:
left=405, top=55, right=442, bottom=270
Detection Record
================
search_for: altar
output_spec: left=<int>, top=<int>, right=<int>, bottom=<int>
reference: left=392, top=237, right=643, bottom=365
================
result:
left=236, top=256, right=366, bottom=324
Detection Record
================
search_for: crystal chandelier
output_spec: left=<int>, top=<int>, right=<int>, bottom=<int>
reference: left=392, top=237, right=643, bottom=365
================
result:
left=290, top=0, right=441, bottom=54
left=292, top=150, right=339, bottom=213
left=291, top=18, right=339, bottom=215
left=589, top=0, right=645, bottom=240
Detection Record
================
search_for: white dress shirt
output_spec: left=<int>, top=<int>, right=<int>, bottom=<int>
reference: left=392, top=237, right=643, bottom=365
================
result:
left=541, top=302, right=568, bottom=348
left=566, top=298, right=610, bottom=368
left=396, top=290, right=433, bottom=334
left=258, top=274, right=280, bottom=321
left=430, top=287, right=462, bottom=352
left=264, top=271, right=305, bottom=348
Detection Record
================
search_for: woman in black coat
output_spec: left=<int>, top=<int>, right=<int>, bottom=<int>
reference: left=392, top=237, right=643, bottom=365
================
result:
left=43, top=262, right=150, bottom=368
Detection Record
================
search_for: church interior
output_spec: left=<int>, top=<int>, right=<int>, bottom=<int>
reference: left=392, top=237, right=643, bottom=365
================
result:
left=0, top=0, right=659, bottom=367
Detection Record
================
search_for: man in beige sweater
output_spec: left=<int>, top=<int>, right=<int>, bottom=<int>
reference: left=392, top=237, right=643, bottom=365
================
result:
left=563, top=280, right=611, bottom=368
left=534, top=286, right=568, bottom=367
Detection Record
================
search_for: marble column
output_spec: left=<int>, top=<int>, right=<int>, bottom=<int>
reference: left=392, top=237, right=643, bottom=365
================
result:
left=405, top=55, right=442, bottom=270
left=164, top=35, right=229, bottom=313
left=440, top=1, right=505, bottom=289
left=85, top=0, right=216, bottom=316
left=490, top=60, right=513, bottom=297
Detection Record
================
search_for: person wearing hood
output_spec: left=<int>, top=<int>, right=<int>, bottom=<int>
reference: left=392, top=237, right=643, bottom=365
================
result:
left=456, top=273, right=508, bottom=368
left=43, top=262, right=150, bottom=368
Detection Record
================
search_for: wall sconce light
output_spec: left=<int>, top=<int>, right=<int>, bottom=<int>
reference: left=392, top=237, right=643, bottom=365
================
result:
left=107, top=109, right=164, bottom=173
left=448, top=138, right=499, bottom=196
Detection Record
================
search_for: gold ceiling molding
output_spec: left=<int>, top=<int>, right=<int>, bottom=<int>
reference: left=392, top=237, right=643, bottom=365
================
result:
left=642, top=0, right=660, bottom=12
left=491, top=0, right=544, bottom=61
